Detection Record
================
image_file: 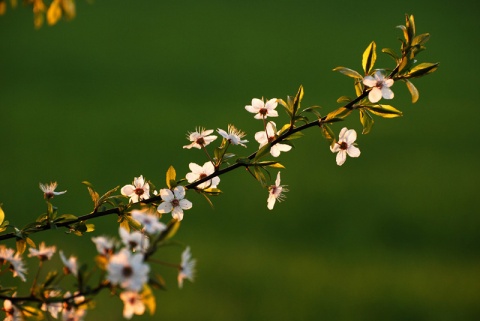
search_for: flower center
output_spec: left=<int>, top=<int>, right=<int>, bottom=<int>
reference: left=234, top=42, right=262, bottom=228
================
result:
left=172, top=199, right=180, bottom=207
left=259, top=108, right=268, bottom=116
left=122, top=265, right=133, bottom=278
left=199, top=173, right=207, bottom=179
left=339, top=142, right=348, bottom=150
left=196, top=137, right=205, bottom=145
left=134, top=188, right=144, bottom=196
left=375, top=80, right=384, bottom=89
left=267, top=135, right=275, bottom=143
left=128, top=241, right=138, bottom=250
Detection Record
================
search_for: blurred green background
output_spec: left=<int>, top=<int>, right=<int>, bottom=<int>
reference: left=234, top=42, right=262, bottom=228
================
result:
left=1, top=1, right=479, bottom=320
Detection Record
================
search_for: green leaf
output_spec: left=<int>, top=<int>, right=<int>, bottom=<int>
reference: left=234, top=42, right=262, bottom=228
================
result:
left=82, top=181, right=99, bottom=208
left=96, top=186, right=120, bottom=209
left=43, top=271, right=58, bottom=287
left=166, top=166, right=176, bottom=189
left=0, top=205, right=4, bottom=226
left=406, top=14, right=416, bottom=44
left=254, top=143, right=271, bottom=161
left=142, top=284, right=156, bottom=315
left=354, top=79, right=363, bottom=97
left=336, top=96, right=352, bottom=104
left=405, top=62, right=439, bottom=78
left=283, top=131, right=304, bottom=141
left=382, top=48, right=399, bottom=61
left=404, top=79, right=419, bottom=103
left=16, top=239, right=26, bottom=254
left=362, top=41, right=376, bottom=74
left=292, top=85, right=304, bottom=116
left=325, top=107, right=353, bottom=123
left=320, top=124, right=335, bottom=146
left=412, top=33, right=430, bottom=47
left=159, top=218, right=181, bottom=241
left=54, top=214, right=78, bottom=223
left=333, top=66, right=363, bottom=79
left=366, top=104, right=403, bottom=118
left=360, top=109, right=374, bottom=134
left=253, top=166, right=268, bottom=187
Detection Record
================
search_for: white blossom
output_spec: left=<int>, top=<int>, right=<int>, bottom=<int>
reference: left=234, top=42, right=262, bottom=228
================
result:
left=0, top=246, right=27, bottom=282
left=267, top=172, right=288, bottom=210
left=39, top=182, right=66, bottom=199
left=178, top=246, right=196, bottom=289
left=120, top=291, right=145, bottom=319
left=28, top=242, right=56, bottom=261
left=3, top=298, right=23, bottom=321
left=41, top=290, right=63, bottom=319
left=254, top=121, right=292, bottom=157
left=183, top=127, right=217, bottom=149
left=121, top=175, right=150, bottom=203
left=330, top=127, right=361, bottom=166
left=107, top=249, right=150, bottom=292
left=119, top=226, right=149, bottom=252
left=157, top=186, right=192, bottom=221
left=131, top=210, right=166, bottom=235
left=245, top=98, right=278, bottom=119
left=185, top=162, right=220, bottom=189
left=363, top=70, right=394, bottom=103
left=91, top=236, right=116, bottom=257
left=217, top=124, right=248, bottom=147
left=62, top=292, right=87, bottom=321
left=59, top=251, right=78, bottom=277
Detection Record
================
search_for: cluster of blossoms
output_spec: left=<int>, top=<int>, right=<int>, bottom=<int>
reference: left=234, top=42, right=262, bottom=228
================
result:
left=93, top=209, right=195, bottom=319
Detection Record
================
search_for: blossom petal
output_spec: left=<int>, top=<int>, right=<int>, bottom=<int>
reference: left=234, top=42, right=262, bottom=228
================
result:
left=265, top=98, right=278, bottom=110
left=368, top=88, right=382, bottom=103
left=381, top=87, right=394, bottom=99
left=157, top=201, right=173, bottom=214
left=189, top=163, right=203, bottom=174
left=159, top=189, right=174, bottom=202
left=172, top=208, right=184, bottom=221
left=336, top=150, right=347, bottom=166
left=179, top=199, right=192, bottom=210
left=362, top=76, right=376, bottom=87
left=267, top=195, right=276, bottom=210
left=344, top=129, right=357, bottom=145
left=347, top=145, right=361, bottom=158
left=173, top=186, right=186, bottom=199
left=121, top=185, right=135, bottom=196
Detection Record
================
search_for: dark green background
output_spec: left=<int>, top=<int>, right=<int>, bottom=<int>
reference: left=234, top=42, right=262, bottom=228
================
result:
left=1, top=1, right=479, bottom=320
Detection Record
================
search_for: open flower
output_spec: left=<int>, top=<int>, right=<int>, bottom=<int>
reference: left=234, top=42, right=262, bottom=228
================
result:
left=330, top=127, right=361, bottom=166
left=0, top=246, right=27, bottom=282
left=119, top=226, right=150, bottom=252
left=120, top=291, right=145, bottom=319
left=28, top=242, right=56, bottom=261
left=157, top=186, right=192, bottom=221
left=121, top=175, right=150, bottom=203
left=267, top=172, right=288, bottom=210
left=107, top=249, right=150, bottom=292
left=41, top=290, right=63, bottom=319
left=131, top=210, right=166, bottom=235
left=178, top=246, right=196, bottom=289
left=39, top=182, right=66, bottom=199
left=183, top=127, right=217, bottom=149
left=254, top=121, right=292, bottom=157
left=60, top=251, right=78, bottom=277
left=217, top=124, right=248, bottom=147
left=91, top=236, right=116, bottom=257
left=245, top=98, right=279, bottom=119
left=62, top=292, right=87, bottom=321
left=3, top=297, right=23, bottom=321
left=185, top=162, right=220, bottom=189
left=363, top=70, right=394, bottom=103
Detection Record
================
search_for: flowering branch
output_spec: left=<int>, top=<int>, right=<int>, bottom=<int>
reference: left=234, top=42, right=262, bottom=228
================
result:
left=0, top=14, right=438, bottom=320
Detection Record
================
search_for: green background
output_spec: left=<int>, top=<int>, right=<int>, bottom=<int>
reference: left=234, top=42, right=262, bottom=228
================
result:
left=1, top=1, right=479, bottom=320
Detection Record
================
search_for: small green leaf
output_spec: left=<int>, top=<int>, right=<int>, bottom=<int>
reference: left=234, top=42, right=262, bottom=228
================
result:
left=159, top=218, right=181, bottom=241
left=404, top=79, right=419, bottom=103
left=142, top=284, right=156, bottom=315
left=292, top=85, right=304, bottom=116
left=82, top=181, right=100, bottom=208
left=166, top=166, right=176, bottom=189
left=336, top=96, right=352, bottom=104
left=253, top=166, right=268, bottom=187
left=405, top=62, right=439, bottom=78
left=333, top=66, right=363, bottom=79
left=412, top=33, right=430, bottom=47
left=320, top=124, right=335, bottom=146
left=406, top=14, right=416, bottom=44
left=16, top=239, right=26, bottom=254
left=382, top=48, right=399, bottom=61
left=354, top=79, right=363, bottom=97
left=359, top=109, right=374, bottom=134
left=325, top=107, right=353, bottom=122
left=362, top=41, right=377, bottom=74
left=366, top=104, right=403, bottom=118
left=283, top=132, right=304, bottom=141
left=254, top=143, right=271, bottom=161
left=0, top=205, right=4, bottom=226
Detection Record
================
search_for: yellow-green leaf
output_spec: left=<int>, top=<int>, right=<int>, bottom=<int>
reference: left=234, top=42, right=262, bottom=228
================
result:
left=359, top=109, right=374, bottom=134
left=325, top=107, right=353, bottom=122
left=292, top=85, right=304, bottom=116
left=404, top=79, right=419, bottom=103
left=142, top=284, right=156, bottom=315
left=166, top=166, right=176, bottom=189
left=362, top=41, right=377, bottom=74
left=16, top=239, right=26, bottom=255
left=0, top=205, right=4, bottom=226
left=366, top=105, right=403, bottom=118
left=333, top=66, right=363, bottom=79
left=405, top=62, right=439, bottom=78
